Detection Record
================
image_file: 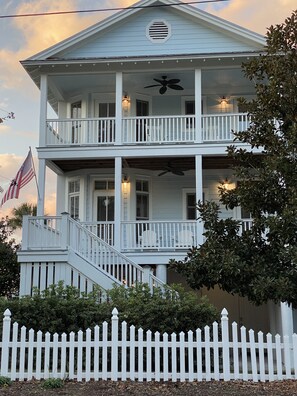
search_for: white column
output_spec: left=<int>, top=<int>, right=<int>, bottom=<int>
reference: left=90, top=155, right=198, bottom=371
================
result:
left=195, top=154, right=203, bottom=246
left=114, top=156, right=122, bottom=250
left=156, top=264, right=167, bottom=284
left=194, top=69, right=202, bottom=143
left=280, top=302, right=294, bottom=337
left=115, top=72, right=123, bottom=145
left=39, top=74, right=48, bottom=147
left=37, top=159, right=46, bottom=216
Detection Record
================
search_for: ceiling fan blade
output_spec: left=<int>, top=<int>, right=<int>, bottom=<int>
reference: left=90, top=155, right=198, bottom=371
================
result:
left=159, top=86, right=167, bottom=95
left=172, top=169, right=185, bottom=176
left=158, top=170, right=169, bottom=176
left=168, top=84, right=184, bottom=90
left=144, top=84, right=161, bottom=88
left=167, top=79, right=180, bottom=84
left=154, top=78, right=165, bottom=84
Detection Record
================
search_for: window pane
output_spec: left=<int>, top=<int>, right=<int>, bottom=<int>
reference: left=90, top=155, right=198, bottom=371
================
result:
left=95, top=181, right=107, bottom=190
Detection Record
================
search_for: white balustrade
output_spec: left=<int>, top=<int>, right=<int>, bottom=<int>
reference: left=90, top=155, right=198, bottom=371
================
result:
left=202, top=113, right=250, bottom=142
left=81, top=222, right=115, bottom=246
left=46, top=118, right=115, bottom=146
left=122, top=221, right=197, bottom=250
left=122, top=115, right=195, bottom=144
left=26, top=216, right=62, bottom=249
left=45, top=113, right=249, bottom=146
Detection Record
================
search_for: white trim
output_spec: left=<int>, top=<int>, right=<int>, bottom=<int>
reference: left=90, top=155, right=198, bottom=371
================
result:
left=182, top=187, right=209, bottom=220
left=25, top=0, right=265, bottom=62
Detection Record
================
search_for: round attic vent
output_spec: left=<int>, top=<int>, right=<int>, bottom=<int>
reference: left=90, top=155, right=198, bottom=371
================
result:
left=146, top=20, right=171, bottom=43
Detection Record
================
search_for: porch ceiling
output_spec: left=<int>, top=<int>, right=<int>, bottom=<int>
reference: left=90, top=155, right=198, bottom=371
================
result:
left=53, top=156, right=235, bottom=173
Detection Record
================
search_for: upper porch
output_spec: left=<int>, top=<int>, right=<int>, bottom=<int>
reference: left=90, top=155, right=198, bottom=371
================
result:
left=37, top=65, right=255, bottom=150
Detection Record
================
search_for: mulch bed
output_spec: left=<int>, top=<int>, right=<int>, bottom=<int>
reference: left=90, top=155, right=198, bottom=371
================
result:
left=0, top=380, right=297, bottom=395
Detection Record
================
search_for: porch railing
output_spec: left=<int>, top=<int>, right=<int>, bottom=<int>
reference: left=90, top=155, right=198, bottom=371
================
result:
left=46, top=118, right=116, bottom=146
left=81, top=222, right=115, bottom=246
left=45, top=113, right=249, bottom=146
left=121, top=221, right=197, bottom=250
left=122, top=115, right=195, bottom=144
left=202, top=113, right=250, bottom=142
left=22, top=215, right=166, bottom=290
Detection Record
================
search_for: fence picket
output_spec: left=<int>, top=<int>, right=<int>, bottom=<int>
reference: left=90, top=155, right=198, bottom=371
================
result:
left=0, top=308, right=296, bottom=383
left=267, top=333, right=274, bottom=381
left=146, top=330, right=152, bottom=382
left=155, top=332, right=160, bottom=381
left=249, top=329, right=258, bottom=382
left=293, top=334, right=297, bottom=379
left=188, top=330, right=194, bottom=382
left=232, top=322, right=239, bottom=380
left=69, top=332, right=75, bottom=380
left=19, top=326, right=27, bottom=381
left=11, top=322, right=18, bottom=381
left=27, top=329, right=35, bottom=380
left=171, top=333, right=177, bottom=382
left=212, top=322, right=219, bottom=380
left=196, top=329, right=202, bottom=381
left=258, top=332, right=266, bottom=382
left=102, top=322, right=108, bottom=380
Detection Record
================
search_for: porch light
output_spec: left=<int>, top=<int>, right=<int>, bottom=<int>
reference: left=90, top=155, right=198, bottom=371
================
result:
left=220, top=96, right=228, bottom=105
left=122, top=94, right=130, bottom=108
left=122, top=175, right=130, bottom=184
left=221, top=178, right=235, bottom=190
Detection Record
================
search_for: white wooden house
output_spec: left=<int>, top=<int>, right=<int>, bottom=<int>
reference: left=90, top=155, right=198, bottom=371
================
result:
left=19, top=0, right=296, bottom=335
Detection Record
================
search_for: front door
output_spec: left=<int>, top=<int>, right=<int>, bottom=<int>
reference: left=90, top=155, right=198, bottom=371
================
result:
left=71, top=101, right=81, bottom=143
left=136, top=100, right=149, bottom=141
left=97, top=102, right=115, bottom=143
left=94, top=180, right=115, bottom=245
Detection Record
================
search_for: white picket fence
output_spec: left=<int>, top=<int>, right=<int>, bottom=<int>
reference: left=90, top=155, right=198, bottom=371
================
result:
left=0, top=308, right=297, bottom=382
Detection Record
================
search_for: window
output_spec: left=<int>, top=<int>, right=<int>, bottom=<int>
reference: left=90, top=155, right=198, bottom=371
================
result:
left=136, top=180, right=149, bottom=220
left=71, top=101, right=82, bottom=143
left=68, top=180, right=80, bottom=219
left=186, top=193, right=196, bottom=220
left=95, top=180, right=115, bottom=190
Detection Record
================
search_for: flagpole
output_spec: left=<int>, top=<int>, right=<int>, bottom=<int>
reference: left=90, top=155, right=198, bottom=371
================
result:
left=30, top=146, right=40, bottom=200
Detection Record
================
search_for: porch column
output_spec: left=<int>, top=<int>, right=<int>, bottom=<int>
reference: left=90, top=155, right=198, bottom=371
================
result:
left=280, top=302, right=294, bottom=337
left=115, top=72, right=123, bottom=145
left=195, top=154, right=204, bottom=246
left=114, top=156, right=122, bottom=250
left=39, top=74, right=48, bottom=147
left=37, top=159, right=46, bottom=216
left=156, top=264, right=167, bottom=284
left=194, top=69, right=202, bottom=143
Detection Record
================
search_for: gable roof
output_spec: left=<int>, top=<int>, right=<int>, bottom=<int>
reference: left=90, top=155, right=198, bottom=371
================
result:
left=26, top=0, right=265, bottom=61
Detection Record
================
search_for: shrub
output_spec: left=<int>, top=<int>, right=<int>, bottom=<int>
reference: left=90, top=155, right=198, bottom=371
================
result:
left=41, top=378, right=64, bottom=389
left=0, top=376, right=11, bottom=387
left=0, top=281, right=219, bottom=334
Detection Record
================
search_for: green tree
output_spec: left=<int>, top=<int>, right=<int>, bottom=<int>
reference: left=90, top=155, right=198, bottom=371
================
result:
left=171, top=11, right=297, bottom=308
left=8, top=202, right=37, bottom=229
left=0, top=217, right=20, bottom=296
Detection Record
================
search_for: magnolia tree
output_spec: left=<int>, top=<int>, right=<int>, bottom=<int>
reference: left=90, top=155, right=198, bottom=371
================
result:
left=171, top=11, right=297, bottom=308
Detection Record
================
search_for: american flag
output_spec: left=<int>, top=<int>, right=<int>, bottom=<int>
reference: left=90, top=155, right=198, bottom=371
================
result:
left=0, top=150, right=35, bottom=207
left=0, top=185, right=3, bottom=193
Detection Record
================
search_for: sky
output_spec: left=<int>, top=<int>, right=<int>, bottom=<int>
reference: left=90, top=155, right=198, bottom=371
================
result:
left=0, top=0, right=296, bottom=219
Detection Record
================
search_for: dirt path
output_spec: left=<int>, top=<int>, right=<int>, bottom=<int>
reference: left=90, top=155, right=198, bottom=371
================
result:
left=0, top=380, right=297, bottom=395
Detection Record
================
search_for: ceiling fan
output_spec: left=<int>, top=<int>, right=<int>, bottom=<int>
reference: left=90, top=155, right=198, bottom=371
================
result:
left=145, top=76, right=184, bottom=95
left=158, top=163, right=185, bottom=176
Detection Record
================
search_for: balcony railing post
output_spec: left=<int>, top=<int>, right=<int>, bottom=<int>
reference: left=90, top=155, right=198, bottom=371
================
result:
left=22, top=215, right=29, bottom=250
left=61, top=213, right=69, bottom=250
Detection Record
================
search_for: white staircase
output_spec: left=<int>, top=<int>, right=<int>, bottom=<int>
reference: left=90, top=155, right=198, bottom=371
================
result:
left=20, top=214, right=166, bottom=295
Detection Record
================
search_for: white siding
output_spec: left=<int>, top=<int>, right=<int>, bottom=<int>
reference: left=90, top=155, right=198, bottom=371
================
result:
left=59, top=8, right=261, bottom=59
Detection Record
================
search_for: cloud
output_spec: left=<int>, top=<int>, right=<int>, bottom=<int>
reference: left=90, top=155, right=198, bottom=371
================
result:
left=205, top=0, right=296, bottom=34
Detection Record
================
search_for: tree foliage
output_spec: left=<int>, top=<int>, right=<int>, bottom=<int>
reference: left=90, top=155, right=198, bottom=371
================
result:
left=0, top=218, right=20, bottom=297
left=8, top=202, right=37, bottom=229
left=0, top=282, right=218, bottom=334
left=171, top=11, right=297, bottom=307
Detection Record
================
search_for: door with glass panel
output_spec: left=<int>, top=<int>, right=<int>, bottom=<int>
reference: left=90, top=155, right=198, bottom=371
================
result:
left=94, top=180, right=115, bottom=245
left=136, top=100, right=149, bottom=141
left=71, top=101, right=82, bottom=143
left=97, top=102, right=115, bottom=143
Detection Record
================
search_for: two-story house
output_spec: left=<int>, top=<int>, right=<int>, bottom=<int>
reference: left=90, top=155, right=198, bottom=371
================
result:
left=18, top=0, right=296, bottom=335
